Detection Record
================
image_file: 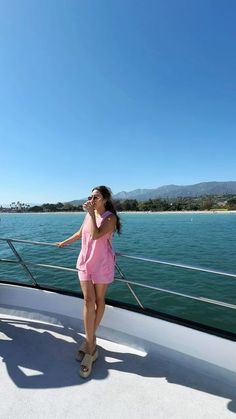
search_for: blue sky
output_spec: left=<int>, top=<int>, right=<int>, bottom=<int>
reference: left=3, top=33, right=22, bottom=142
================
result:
left=0, top=0, right=235, bottom=204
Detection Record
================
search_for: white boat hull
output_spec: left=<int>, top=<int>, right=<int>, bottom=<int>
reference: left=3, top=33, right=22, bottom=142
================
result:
left=0, top=283, right=235, bottom=377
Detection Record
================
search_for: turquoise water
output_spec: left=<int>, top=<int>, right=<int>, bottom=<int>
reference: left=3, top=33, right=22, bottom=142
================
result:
left=0, top=212, right=236, bottom=333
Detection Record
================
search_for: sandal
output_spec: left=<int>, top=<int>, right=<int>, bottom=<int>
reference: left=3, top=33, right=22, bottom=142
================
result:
left=76, top=341, right=87, bottom=362
left=79, top=348, right=99, bottom=379
left=76, top=338, right=97, bottom=362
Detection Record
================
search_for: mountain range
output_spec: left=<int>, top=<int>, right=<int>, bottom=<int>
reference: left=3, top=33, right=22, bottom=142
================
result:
left=69, top=181, right=236, bottom=204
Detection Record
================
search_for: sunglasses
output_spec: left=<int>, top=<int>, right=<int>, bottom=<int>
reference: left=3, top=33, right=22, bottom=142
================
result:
left=87, top=196, right=99, bottom=201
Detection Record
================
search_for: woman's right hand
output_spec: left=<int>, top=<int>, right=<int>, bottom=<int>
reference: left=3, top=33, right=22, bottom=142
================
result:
left=83, top=200, right=95, bottom=215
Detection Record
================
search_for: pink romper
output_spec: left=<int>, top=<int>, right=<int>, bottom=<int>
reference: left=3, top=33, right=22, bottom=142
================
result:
left=76, top=211, right=116, bottom=284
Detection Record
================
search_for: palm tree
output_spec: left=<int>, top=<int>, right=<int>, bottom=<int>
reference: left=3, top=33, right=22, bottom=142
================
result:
left=10, top=202, right=16, bottom=211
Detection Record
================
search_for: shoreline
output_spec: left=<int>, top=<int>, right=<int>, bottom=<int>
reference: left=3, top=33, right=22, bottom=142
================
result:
left=1, top=210, right=236, bottom=215
left=120, top=210, right=236, bottom=214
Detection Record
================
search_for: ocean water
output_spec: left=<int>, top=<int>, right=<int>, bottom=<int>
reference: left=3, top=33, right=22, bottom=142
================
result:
left=0, top=212, right=236, bottom=333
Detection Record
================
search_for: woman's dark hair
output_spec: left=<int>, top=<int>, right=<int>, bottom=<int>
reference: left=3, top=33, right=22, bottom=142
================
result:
left=92, top=185, right=121, bottom=234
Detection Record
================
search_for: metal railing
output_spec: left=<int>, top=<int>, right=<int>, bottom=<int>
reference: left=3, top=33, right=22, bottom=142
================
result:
left=0, top=237, right=236, bottom=311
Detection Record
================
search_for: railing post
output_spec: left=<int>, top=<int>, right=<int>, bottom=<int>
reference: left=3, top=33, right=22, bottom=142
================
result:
left=6, top=240, right=39, bottom=287
left=115, top=263, right=144, bottom=309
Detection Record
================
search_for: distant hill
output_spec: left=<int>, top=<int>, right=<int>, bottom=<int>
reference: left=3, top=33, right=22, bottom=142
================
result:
left=113, top=182, right=236, bottom=201
left=68, top=199, right=85, bottom=206
left=68, top=182, right=236, bottom=204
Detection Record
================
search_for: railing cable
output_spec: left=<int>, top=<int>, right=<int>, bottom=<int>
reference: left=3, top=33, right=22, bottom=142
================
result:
left=1, top=237, right=236, bottom=310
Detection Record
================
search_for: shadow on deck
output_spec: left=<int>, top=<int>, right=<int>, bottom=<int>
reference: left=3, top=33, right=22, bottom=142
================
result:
left=0, top=311, right=236, bottom=418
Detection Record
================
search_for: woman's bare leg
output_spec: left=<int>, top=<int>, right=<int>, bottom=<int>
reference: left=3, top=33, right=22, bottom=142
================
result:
left=94, top=284, right=108, bottom=334
left=80, top=281, right=96, bottom=354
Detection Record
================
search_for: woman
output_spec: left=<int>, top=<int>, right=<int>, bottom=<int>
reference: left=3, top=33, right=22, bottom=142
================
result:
left=57, top=186, right=121, bottom=378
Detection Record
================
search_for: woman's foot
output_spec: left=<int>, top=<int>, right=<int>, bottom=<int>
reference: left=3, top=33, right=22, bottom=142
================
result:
left=80, top=346, right=99, bottom=378
left=76, top=336, right=97, bottom=362
left=76, top=340, right=87, bottom=362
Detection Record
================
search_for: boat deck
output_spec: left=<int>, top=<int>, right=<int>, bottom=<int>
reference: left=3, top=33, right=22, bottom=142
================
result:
left=0, top=307, right=235, bottom=419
